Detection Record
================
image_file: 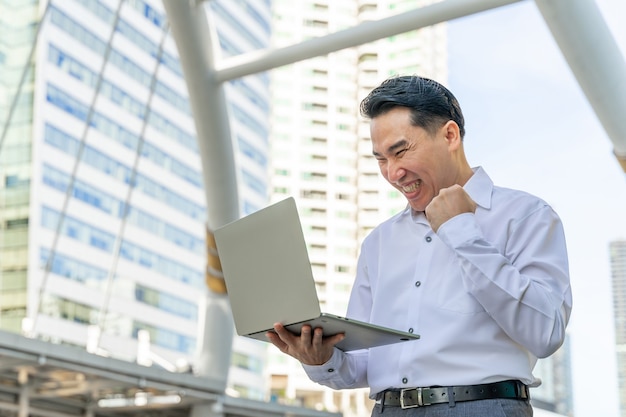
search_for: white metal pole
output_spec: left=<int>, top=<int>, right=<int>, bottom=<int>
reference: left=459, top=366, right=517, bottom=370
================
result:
left=535, top=0, right=626, bottom=172
left=162, top=1, right=237, bottom=396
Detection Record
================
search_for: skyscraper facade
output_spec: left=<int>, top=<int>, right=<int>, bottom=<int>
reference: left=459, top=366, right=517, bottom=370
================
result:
left=0, top=0, right=271, bottom=400
left=611, top=240, right=626, bottom=417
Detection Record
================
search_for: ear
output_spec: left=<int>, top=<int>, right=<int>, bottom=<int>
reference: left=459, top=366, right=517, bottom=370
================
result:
left=442, top=120, right=462, bottom=150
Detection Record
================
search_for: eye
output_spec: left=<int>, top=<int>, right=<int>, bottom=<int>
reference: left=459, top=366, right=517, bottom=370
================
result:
left=395, top=148, right=408, bottom=157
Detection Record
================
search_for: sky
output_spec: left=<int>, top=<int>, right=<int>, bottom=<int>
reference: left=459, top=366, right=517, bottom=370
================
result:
left=447, top=1, right=626, bottom=416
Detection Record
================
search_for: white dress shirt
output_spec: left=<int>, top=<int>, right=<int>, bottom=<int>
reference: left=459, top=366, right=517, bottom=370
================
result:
left=303, top=167, right=572, bottom=398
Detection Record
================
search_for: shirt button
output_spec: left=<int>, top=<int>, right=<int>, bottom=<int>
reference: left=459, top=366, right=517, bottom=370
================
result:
left=425, top=236, right=432, bottom=242
left=402, top=377, right=408, bottom=384
left=327, top=368, right=335, bottom=373
left=415, top=281, right=421, bottom=287
left=408, top=328, right=414, bottom=333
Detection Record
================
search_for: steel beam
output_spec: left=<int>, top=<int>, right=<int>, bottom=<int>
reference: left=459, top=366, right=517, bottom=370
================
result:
left=214, top=0, right=525, bottom=82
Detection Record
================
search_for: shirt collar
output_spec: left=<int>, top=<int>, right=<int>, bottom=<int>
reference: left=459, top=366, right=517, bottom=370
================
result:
left=463, top=166, right=493, bottom=210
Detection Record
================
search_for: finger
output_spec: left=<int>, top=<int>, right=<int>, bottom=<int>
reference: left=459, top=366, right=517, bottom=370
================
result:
left=266, top=331, right=288, bottom=352
left=272, top=323, right=299, bottom=348
left=311, top=327, right=324, bottom=345
left=272, top=323, right=293, bottom=340
left=300, top=325, right=313, bottom=345
left=324, top=332, right=345, bottom=347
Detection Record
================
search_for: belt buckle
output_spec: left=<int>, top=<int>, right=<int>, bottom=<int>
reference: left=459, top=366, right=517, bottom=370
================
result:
left=400, top=387, right=422, bottom=409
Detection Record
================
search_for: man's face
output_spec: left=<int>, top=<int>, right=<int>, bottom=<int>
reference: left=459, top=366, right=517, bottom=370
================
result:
left=371, top=107, right=457, bottom=212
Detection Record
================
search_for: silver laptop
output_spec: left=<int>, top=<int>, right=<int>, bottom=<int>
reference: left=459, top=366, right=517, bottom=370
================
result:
left=214, top=197, right=420, bottom=351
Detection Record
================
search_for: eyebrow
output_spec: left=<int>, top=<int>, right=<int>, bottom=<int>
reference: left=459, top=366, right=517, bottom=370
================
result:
left=372, top=139, right=408, bottom=157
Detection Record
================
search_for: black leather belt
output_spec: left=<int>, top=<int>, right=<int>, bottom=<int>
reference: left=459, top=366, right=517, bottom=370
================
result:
left=377, top=380, right=529, bottom=409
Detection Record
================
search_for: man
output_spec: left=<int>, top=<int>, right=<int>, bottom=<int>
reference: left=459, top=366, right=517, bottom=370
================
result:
left=267, top=75, right=572, bottom=416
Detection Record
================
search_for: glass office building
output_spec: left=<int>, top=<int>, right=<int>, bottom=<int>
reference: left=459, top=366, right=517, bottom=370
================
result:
left=0, top=0, right=271, bottom=400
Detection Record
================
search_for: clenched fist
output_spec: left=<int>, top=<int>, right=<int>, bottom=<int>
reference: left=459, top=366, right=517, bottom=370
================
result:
left=425, top=184, right=477, bottom=232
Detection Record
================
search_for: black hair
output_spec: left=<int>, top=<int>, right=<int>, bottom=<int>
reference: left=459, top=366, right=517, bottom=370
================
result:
left=360, top=75, right=466, bottom=139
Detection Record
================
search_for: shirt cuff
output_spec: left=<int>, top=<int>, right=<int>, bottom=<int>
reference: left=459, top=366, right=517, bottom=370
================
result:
left=302, top=348, right=344, bottom=382
left=437, top=212, right=481, bottom=248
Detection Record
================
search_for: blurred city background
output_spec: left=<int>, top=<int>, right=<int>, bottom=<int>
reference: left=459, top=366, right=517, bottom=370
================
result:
left=0, top=0, right=625, bottom=416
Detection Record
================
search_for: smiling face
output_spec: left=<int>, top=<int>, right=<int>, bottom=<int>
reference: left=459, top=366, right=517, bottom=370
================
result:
left=371, top=107, right=469, bottom=212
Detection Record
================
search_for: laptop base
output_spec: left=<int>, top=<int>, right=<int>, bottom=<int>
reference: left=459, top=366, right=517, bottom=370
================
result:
left=247, top=313, right=419, bottom=352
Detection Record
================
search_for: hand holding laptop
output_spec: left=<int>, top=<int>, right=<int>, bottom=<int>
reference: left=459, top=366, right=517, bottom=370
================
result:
left=213, top=197, right=419, bottom=352
left=267, top=323, right=345, bottom=365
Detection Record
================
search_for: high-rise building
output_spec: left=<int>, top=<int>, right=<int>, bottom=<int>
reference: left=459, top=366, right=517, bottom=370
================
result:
left=267, top=1, right=446, bottom=414
left=0, top=0, right=271, bottom=400
left=610, top=240, right=626, bottom=417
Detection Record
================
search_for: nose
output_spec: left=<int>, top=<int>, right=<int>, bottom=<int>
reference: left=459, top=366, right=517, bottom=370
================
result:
left=385, top=159, right=406, bottom=183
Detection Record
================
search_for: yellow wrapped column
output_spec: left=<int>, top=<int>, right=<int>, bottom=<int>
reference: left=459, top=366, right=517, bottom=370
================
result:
left=205, top=226, right=227, bottom=294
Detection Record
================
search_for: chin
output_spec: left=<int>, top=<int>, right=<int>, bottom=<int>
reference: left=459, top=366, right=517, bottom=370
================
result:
left=407, top=202, right=427, bottom=212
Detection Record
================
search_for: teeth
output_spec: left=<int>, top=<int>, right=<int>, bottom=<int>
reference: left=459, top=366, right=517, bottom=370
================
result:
left=402, top=181, right=420, bottom=193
